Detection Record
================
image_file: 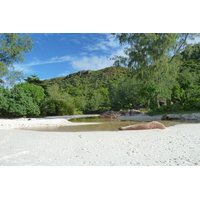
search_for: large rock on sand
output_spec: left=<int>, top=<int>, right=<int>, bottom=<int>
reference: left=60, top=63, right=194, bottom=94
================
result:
left=119, top=121, right=166, bottom=130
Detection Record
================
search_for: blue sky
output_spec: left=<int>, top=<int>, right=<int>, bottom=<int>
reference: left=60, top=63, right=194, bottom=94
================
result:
left=14, top=33, right=125, bottom=80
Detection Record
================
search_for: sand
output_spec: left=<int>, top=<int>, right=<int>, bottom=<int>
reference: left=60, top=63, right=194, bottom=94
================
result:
left=0, top=117, right=100, bottom=129
left=0, top=118, right=200, bottom=166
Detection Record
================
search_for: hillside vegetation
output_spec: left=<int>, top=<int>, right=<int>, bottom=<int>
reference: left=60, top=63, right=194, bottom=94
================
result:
left=44, top=66, right=130, bottom=92
left=42, top=66, right=132, bottom=114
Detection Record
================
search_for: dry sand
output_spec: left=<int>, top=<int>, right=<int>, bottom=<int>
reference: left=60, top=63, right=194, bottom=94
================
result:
left=0, top=117, right=100, bottom=129
left=0, top=118, right=200, bottom=166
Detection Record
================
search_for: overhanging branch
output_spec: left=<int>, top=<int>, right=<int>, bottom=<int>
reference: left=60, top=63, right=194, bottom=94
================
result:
left=169, top=33, right=189, bottom=63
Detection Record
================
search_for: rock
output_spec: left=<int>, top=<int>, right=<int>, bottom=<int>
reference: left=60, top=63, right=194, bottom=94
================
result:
left=130, top=109, right=144, bottom=116
left=100, top=109, right=144, bottom=118
left=162, top=113, right=200, bottom=121
left=119, top=121, right=166, bottom=130
left=100, top=110, right=121, bottom=118
left=125, top=109, right=130, bottom=116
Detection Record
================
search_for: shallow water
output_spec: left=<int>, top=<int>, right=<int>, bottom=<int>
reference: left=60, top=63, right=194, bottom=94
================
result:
left=25, top=117, right=191, bottom=132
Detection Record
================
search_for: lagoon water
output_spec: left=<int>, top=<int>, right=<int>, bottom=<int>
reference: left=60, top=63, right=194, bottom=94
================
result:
left=24, top=116, right=190, bottom=132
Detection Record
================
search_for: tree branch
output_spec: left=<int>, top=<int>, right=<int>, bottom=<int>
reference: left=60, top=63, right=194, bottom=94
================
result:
left=169, top=33, right=189, bottom=63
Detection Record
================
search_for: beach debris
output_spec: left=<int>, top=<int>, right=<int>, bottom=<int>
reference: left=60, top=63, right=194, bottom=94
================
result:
left=119, top=121, right=166, bottom=130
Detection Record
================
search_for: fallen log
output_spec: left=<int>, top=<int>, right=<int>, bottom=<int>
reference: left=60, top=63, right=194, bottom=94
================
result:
left=119, top=121, right=166, bottom=130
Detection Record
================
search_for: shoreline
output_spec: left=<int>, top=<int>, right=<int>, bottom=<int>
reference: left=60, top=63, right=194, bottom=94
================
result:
left=117, top=113, right=200, bottom=121
left=0, top=122, right=199, bottom=166
left=1, top=112, right=200, bottom=129
left=0, top=115, right=100, bottom=129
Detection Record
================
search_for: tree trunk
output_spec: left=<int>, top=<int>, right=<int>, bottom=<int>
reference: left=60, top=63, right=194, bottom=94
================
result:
left=156, top=96, right=160, bottom=108
left=147, top=99, right=150, bottom=109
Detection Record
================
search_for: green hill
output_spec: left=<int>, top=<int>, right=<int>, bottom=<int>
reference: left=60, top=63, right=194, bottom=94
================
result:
left=42, top=66, right=131, bottom=113
left=44, top=66, right=130, bottom=90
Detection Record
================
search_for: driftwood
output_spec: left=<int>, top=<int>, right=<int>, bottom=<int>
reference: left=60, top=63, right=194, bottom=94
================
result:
left=119, top=121, right=166, bottom=130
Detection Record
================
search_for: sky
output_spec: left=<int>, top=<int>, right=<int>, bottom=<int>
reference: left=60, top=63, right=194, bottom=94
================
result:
left=14, top=33, right=125, bottom=80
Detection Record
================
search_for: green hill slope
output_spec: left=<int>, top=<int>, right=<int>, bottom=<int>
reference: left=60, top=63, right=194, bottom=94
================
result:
left=43, top=66, right=131, bottom=113
left=44, top=66, right=130, bottom=90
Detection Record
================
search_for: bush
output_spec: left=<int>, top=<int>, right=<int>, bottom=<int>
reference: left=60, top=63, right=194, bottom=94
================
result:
left=0, top=87, right=10, bottom=116
left=151, top=104, right=184, bottom=113
left=73, top=109, right=83, bottom=115
left=149, top=99, right=158, bottom=110
left=15, top=82, right=45, bottom=104
left=8, top=87, right=40, bottom=117
left=1, top=86, right=41, bottom=117
left=41, top=99, right=75, bottom=116
left=149, top=99, right=200, bottom=115
left=0, top=83, right=45, bottom=117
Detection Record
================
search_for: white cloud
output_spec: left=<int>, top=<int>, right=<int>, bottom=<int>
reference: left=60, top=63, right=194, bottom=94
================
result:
left=69, top=34, right=125, bottom=71
left=71, top=45, right=125, bottom=70
left=84, top=34, right=120, bottom=52
left=111, top=47, right=126, bottom=57
left=48, top=55, right=74, bottom=63
left=71, top=56, right=113, bottom=71
left=71, top=46, right=126, bottom=71
left=188, top=36, right=200, bottom=44
left=16, top=55, right=74, bottom=68
left=106, top=34, right=121, bottom=48
left=14, top=64, right=33, bottom=74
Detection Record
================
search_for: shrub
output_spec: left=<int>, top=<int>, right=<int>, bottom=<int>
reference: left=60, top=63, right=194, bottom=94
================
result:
left=41, top=99, right=75, bottom=116
left=0, top=87, right=10, bottom=116
left=15, top=82, right=45, bottom=104
left=8, top=86, right=40, bottom=117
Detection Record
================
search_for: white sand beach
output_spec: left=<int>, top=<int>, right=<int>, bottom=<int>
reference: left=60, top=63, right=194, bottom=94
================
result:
left=0, top=118, right=200, bottom=166
left=0, top=115, right=100, bottom=129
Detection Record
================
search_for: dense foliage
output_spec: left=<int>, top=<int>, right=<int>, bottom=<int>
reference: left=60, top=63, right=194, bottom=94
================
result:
left=112, top=33, right=198, bottom=108
left=170, top=44, right=200, bottom=111
left=110, top=33, right=200, bottom=112
left=0, top=83, right=44, bottom=117
left=41, top=99, right=75, bottom=116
